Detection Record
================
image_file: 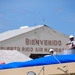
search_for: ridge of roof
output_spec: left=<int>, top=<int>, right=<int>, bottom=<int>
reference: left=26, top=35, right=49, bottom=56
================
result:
left=0, top=24, right=68, bottom=42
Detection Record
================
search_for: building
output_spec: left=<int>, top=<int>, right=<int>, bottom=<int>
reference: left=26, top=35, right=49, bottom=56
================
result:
left=0, top=25, right=75, bottom=75
left=0, top=25, right=69, bottom=59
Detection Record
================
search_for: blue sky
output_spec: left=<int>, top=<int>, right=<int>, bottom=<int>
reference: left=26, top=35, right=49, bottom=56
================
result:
left=0, top=0, right=75, bottom=36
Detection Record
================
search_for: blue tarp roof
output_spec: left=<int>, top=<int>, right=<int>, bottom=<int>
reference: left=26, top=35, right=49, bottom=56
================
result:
left=0, top=54, right=75, bottom=70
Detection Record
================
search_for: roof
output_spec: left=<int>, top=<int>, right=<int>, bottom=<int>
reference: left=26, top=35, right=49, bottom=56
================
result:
left=0, top=54, right=75, bottom=70
left=0, top=25, right=68, bottom=42
left=0, top=25, right=44, bottom=42
left=0, top=50, right=32, bottom=64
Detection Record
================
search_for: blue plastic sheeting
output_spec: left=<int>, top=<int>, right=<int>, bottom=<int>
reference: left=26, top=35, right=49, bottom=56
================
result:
left=0, top=54, right=75, bottom=70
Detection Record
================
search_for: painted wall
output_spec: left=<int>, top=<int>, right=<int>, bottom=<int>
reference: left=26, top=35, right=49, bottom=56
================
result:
left=0, top=62, right=75, bottom=75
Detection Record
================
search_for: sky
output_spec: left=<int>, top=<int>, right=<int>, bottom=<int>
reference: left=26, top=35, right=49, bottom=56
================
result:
left=0, top=0, right=75, bottom=37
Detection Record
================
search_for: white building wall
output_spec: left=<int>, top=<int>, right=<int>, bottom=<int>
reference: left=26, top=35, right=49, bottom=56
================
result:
left=0, top=25, right=69, bottom=56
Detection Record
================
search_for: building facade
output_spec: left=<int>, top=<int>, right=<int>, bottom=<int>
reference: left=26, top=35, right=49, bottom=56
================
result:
left=0, top=25, right=69, bottom=59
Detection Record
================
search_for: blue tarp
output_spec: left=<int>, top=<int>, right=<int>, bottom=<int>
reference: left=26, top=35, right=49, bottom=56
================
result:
left=0, top=54, right=75, bottom=70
